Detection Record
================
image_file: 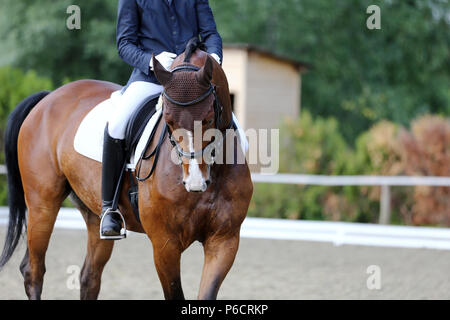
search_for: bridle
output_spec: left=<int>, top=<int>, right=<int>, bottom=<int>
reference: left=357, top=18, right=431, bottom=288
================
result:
left=135, top=64, right=234, bottom=182
left=164, top=65, right=234, bottom=164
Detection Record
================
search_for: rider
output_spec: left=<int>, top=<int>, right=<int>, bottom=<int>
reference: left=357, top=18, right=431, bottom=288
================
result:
left=100, top=0, right=223, bottom=239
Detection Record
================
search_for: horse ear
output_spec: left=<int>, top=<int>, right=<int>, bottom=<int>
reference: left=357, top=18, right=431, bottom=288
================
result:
left=153, top=54, right=172, bottom=86
left=195, top=55, right=213, bottom=87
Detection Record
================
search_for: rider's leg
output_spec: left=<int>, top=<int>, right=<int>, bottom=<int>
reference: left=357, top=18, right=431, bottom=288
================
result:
left=100, top=81, right=163, bottom=238
left=108, top=81, right=163, bottom=139
left=100, top=125, right=126, bottom=237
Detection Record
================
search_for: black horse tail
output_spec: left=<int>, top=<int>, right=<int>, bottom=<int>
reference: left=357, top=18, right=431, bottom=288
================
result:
left=183, top=37, right=206, bottom=63
left=0, top=91, right=50, bottom=270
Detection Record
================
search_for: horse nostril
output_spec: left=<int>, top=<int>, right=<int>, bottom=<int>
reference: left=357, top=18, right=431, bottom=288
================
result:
left=182, top=181, right=186, bottom=185
left=205, top=179, right=211, bottom=186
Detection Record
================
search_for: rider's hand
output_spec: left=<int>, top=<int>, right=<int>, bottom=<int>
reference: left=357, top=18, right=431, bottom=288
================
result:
left=210, top=53, right=221, bottom=65
left=150, top=51, right=177, bottom=71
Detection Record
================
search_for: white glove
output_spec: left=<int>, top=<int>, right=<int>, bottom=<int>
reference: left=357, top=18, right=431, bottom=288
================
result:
left=150, top=51, right=177, bottom=71
left=210, top=53, right=221, bottom=65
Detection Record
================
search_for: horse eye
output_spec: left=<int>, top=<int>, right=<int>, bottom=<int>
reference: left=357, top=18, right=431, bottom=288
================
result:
left=204, top=118, right=214, bottom=126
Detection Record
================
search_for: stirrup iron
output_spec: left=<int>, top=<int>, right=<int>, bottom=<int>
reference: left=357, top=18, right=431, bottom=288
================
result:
left=99, top=208, right=127, bottom=240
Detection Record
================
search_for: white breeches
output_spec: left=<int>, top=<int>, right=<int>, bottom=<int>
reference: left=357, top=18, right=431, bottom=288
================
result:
left=107, top=81, right=163, bottom=139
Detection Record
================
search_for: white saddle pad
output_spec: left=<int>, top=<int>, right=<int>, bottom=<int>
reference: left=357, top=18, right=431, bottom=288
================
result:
left=73, top=91, right=163, bottom=169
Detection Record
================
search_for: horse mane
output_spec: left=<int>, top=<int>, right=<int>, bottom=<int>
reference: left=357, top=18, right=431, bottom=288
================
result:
left=183, top=38, right=207, bottom=63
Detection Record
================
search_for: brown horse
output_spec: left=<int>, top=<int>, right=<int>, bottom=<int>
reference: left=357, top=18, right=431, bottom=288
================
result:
left=0, top=47, right=253, bottom=300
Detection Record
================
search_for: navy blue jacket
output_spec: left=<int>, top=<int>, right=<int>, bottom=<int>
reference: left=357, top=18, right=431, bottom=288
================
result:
left=117, top=0, right=223, bottom=86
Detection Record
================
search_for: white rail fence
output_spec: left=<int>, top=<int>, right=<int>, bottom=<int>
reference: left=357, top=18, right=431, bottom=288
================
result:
left=1, top=165, right=450, bottom=250
left=1, top=207, right=450, bottom=250
left=1, top=164, right=449, bottom=224
left=251, top=173, right=450, bottom=225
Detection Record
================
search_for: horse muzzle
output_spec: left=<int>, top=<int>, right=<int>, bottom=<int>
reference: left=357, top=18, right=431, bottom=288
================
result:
left=183, top=177, right=211, bottom=193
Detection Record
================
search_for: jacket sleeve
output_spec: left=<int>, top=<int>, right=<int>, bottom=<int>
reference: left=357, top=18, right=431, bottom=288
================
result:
left=196, top=0, right=223, bottom=62
left=116, top=0, right=153, bottom=75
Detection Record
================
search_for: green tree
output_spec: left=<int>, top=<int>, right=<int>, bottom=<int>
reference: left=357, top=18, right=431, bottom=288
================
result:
left=0, top=0, right=130, bottom=85
left=210, top=0, right=450, bottom=141
left=0, top=66, right=54, bottom=205
left=248, top=112, right=367, bottom=221
left=1, top=0, right=448, bottom=143
left=0, top=67, right=53, bottom=150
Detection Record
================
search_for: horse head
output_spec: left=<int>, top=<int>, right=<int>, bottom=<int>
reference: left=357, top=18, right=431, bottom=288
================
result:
left=153, top=51, right=227, bottom=193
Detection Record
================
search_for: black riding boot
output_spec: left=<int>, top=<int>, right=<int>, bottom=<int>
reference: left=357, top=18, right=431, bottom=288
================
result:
left=100, top=125, right=126, bottom=239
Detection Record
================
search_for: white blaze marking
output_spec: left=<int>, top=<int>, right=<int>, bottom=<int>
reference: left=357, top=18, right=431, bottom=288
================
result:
left=184, top=131, right=205, bottom=191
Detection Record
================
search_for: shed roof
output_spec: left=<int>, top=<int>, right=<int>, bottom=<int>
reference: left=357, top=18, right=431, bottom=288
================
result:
left=224, top=43, right=309, bottom=73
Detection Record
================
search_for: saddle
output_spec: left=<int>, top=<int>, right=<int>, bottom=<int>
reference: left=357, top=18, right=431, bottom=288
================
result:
left=121, top=94, right=162, bottom=222
left=124, top=93, right=161, bottom=162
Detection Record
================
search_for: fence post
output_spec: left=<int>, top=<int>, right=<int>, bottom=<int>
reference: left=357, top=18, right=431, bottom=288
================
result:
left=379, top=184, right=391, bottom=224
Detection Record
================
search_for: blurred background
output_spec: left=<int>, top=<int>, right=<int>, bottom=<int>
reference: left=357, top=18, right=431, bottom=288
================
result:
left=0, top=0, right=450, bottom=300
left=0, top=0, right=448, bottom=226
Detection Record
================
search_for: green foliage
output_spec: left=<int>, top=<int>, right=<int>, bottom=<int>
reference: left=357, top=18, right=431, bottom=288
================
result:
left=0, top=0, right=131, bottom=85
left=0, top=66, right=53, bottom=147
left=279, top=112, right=349, bottom=174
left=250, top=112, right=450, bottom=225
left=248, top=111, right=374, bottom=222
left=210, top=0, right=450, bottom=141
left=0, top=67, right=53, bottom=205
left=1, top=0, right=448, bottom=142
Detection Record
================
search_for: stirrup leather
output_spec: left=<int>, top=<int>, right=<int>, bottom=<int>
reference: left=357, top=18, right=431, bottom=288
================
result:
left=99, top=208, right=127, bottom=240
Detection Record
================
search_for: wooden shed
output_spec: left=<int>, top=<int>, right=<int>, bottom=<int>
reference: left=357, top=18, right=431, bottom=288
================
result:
left=222, top=43, right=308, bottom=131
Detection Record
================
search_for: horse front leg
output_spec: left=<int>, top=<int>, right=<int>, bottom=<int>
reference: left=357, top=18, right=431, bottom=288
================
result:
left=198, top=233, right=240, bottom=300
left=152, top=237, right=185, bottom=300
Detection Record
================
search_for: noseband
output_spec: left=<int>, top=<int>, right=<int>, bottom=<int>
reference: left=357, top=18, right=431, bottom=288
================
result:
left=163, top=65, right=233, bottom=163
